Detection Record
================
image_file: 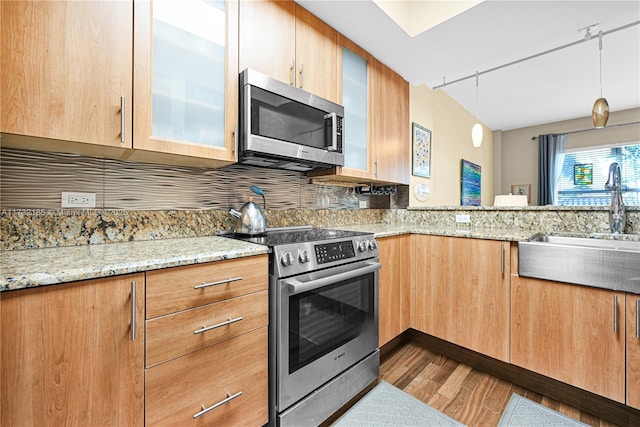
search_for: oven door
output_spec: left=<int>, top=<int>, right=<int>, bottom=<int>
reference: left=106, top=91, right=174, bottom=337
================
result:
left=276, top=259, right=380, bottom=412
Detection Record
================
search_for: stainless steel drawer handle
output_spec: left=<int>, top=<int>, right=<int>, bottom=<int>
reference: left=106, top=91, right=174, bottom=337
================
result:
left=120, top=96, right=126, bottom=143
left=636, top=299, right=640, bottom=339
left=194, top=276, right=242, bottom=289
left=193, top=391, right=243, bottom=419
left=613, top=295, right=619, bottom=333
left=131, top=280, right=137, bottom=341
left=194, top=317, right=243, bottom=335
left=501, top=243, right=505, bottom=275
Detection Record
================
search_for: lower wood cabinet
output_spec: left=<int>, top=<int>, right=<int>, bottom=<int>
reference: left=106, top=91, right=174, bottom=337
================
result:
left=511, top=275, right=626, bottom=403
left=378, top=235, right=410, bottom=346
left=627, top=293, right=640, bottom=409
left=0, top=274, right=145, bottom=426
left=145, top=290, right=268, bottom=368
left=145, top=327, right=268, bottom=427
left=145, top=255, right=269, bottom=426
left=411, top=235, right=510, bottom=362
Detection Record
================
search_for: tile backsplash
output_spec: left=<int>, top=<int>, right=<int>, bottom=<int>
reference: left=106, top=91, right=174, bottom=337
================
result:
left=0, top=148, right=408, bottom=211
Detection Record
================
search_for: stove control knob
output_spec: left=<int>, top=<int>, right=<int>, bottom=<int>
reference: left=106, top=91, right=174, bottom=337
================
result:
left=281, top=252, right=294, bottom=267
left=299, top=250, right=311, bottom=264
left=358, top=241, right=368, bottom=252
left=368, top=240, right=378, bottom=250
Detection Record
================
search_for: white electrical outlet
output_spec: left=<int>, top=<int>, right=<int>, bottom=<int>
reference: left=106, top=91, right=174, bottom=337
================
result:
left=358, top=200, right=369, bottom=209
left=61, top=192, right=96, bottom=208
left=455, top=214, right=471, bottom=223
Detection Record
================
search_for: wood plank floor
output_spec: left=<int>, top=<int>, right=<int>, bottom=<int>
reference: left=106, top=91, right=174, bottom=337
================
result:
left=377, top=341, right=619, bottom=427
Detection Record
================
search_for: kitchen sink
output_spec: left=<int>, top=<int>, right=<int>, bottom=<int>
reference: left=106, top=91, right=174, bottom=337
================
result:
left=518, top=234, right=640, bottom=293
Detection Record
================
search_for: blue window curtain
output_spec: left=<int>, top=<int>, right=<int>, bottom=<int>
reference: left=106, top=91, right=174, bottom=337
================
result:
left=538, top=133, right=567, bottom=205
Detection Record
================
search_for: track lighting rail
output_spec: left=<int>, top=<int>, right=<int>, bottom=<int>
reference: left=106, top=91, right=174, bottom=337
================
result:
left=433, top=20, right=639, bottom=90
left=529, top=120, right=640, bottom=140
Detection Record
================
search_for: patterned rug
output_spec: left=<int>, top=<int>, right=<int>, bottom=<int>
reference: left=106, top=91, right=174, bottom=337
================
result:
left=332, top=380, right=464, bottom=427
left=498, top=393, right=589, bottom=427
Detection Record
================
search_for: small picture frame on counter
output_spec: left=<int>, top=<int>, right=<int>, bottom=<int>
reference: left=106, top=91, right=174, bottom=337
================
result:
left=511, top=184, right=531, bottom=204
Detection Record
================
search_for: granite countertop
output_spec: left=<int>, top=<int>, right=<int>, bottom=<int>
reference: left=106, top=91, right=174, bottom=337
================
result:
left=4, top=224, right=639, bottom=292
left=1, top=236, right=268, bottom=292
left=330, top=223, right=538, bottom=241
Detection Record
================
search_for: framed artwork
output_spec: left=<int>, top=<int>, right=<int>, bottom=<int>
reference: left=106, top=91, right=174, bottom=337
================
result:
left=412, top=123, right=432, bottom=178
left=461, top=159, right=481, bottom=206
left=573, top=163, right=593, bottom=185
left=511, top=184, right=531, bottom=204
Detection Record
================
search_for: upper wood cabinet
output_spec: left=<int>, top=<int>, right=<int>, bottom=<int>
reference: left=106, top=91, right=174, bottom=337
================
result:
left=238, top=0, right=337, bottom=103
left=378, top=235, right=411, bottom=346
left=412, top=235, right=511, bottom=362
left=371, top=58, right=410, bottom=185
left=1, top=274, right=145, bottom=426
left=626, top=293, right=640, bottom=409
left=2, top=0, right=237, bottom=167
left=1, top=0, right=133, bottom=149
left=511, top=276, right=626, bottom=403
left=131, top=0, right=238, bottom=167
left=311, top=37, right=409, bottom=185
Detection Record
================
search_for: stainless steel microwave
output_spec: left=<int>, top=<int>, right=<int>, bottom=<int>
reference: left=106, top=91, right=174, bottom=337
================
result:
left=238, top=68, right=344, bottom=171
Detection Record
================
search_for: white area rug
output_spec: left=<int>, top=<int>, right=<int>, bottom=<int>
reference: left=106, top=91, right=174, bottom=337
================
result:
left=332, top=380, right=464, bottom=427
left=498, top=393, right=589, bottom=427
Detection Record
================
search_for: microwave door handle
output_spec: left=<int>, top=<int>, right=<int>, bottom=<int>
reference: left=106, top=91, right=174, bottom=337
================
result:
left=324, top=112, right=338, bottom=151
left=283, top=261, right=381, bottom=295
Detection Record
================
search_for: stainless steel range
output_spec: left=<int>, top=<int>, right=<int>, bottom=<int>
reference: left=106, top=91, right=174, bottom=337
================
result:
left=225, top=226, right=380, bottom=426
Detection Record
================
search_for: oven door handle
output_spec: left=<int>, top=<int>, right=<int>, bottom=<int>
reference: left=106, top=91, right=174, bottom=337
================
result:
left=283, top=261, right=381, bottom=295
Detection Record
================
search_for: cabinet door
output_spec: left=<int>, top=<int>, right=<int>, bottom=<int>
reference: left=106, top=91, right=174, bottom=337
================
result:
left=627, top=293, right=640, bottom=409
left=133, top=0, right=237, bottom=166
left=412, top=235, right=510, bottom=361
left=1, top=274, right=145, bottom=426
left=294, top=4, right=338, bottom=102
left=511, top=276, right=625, bottom=403
left=378, top=235, right=411, bottom=346
left=371, top=59, right=410, bottom=184
left=1, top=0, right=133, bottom=148
left=238, top=0, right=295, bottom=84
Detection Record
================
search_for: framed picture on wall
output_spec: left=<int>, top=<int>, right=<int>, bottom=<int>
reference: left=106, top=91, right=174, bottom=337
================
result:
left=511, top=184, right=531, bottom=204
left=412, top=123, right=431, bottom=178
left=461, top=159, right=481, bottom=206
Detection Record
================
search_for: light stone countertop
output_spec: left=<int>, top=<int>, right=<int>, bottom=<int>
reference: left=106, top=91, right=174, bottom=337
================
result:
left=4, top=224, right=639, bottom=292
left=330, top=223, right=538, bottom=241
left=1, top=236, right=268, bottom=292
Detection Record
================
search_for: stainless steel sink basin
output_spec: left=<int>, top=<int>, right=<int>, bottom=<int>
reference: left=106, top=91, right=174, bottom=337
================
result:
left=518, top=234, right=640, bottom=293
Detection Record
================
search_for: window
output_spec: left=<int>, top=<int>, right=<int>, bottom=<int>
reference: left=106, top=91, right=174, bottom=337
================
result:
left=556, top=143, right=640, bottom=206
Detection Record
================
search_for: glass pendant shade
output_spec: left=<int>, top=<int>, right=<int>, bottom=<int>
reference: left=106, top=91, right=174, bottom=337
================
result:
left=592, top=97, right=609, bottom=128
left=472, top=123, right=483, bottom=147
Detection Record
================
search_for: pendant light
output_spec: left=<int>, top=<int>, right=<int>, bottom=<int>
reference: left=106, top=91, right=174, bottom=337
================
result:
left=471, top=71, right=483, bottom=147
left=592, top=30, right=609, bottom=128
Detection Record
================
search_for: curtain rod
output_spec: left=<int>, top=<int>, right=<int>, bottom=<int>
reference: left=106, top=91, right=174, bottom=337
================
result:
left=530, top=121, right=640, bottom=140
left=432, top=20, right=640, bottom=90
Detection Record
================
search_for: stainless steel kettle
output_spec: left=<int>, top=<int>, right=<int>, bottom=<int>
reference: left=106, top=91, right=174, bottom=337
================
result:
left=229, top=186, right=266, bottom=235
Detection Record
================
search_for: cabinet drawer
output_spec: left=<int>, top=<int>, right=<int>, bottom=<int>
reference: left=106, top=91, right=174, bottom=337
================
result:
left=146, top=290, right=268, bottom=367
left=145, top=326, right=268, bottom=427
left=146, top=255, right=268, bottom=318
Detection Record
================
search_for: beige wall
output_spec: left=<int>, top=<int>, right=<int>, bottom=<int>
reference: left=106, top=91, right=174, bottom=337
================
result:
left=409, top=85, right=493, bottom=206
left=496, top=107, right=640, bottom=205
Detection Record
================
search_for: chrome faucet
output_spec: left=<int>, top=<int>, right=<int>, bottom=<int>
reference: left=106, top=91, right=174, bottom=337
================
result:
left=605, top=162, right=626, bottom=233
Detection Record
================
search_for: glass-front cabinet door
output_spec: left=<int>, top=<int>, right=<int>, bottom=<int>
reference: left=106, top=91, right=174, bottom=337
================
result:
left=342, top=47, right=368, bottom=172
left=133, top=0, right=237, bottom=166
left=336, top=36, right=374, bottom=180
